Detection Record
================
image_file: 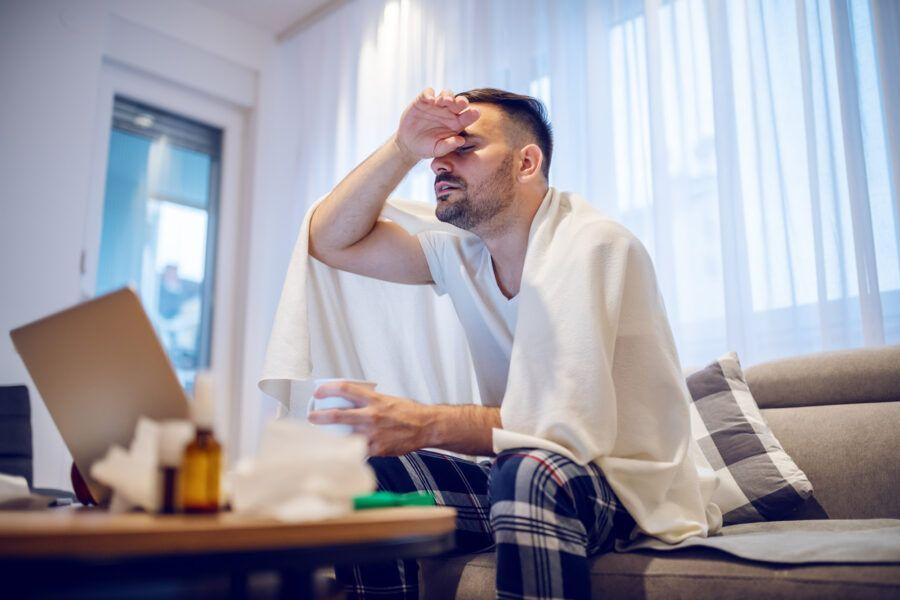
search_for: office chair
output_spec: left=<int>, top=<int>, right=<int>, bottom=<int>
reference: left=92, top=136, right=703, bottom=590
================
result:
left=0, top=385, right=75, bottom=505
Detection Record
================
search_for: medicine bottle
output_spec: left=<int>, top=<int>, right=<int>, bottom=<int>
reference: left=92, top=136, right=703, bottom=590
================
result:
left=158, top=421, right=194, bottom=514
left=181, top=373, right=222, bottom=513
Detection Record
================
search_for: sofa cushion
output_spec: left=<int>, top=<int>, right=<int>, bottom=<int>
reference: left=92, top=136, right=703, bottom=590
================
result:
left=745, top=345, right=900, bottom=409
left=761, top=401, right=900, bottom=519
left=420, top=546, right=900, bottom=600
left=687, top=352, right=813, bottom=525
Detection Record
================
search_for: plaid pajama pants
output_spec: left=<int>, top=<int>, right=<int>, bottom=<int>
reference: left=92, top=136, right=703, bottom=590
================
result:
left=334, top=448, right=636, bottom=600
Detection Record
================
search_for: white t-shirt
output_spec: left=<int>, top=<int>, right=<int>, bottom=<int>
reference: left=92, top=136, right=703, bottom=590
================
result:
left=416, top=231, right=518, bottom=407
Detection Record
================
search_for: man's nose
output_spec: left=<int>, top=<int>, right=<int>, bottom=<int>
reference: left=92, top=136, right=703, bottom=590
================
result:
left=430, top=155, right=453, bottom=175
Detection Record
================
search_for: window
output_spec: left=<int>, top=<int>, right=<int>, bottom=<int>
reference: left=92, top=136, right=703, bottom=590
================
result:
left=96, top=96, right=222, bottom=391
left=599, top=0, right=899, bottom=365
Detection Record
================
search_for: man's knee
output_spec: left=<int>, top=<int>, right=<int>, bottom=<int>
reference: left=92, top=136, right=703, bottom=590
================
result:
left=489, top=448, right=573, bottom=505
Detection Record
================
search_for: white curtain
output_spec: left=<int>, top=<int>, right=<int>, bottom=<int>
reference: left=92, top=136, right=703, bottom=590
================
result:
left=268, top=0, right=898, bottom=382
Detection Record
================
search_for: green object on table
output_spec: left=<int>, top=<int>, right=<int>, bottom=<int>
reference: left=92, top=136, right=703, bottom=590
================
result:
left=353, top=491, right=436, bottom=510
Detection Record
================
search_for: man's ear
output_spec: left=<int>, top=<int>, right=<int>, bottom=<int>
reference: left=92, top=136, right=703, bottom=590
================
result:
left=517, top=144, right=544, bottom=181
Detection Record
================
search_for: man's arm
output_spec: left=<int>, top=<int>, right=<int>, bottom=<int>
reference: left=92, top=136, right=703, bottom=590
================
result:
left=422, top=404, right=501, bottom=456
left=307, top=381, right=500, bottom=456
left=308, top=136, right=429, bottom=284
left=309, top=88, right=480, bottom=284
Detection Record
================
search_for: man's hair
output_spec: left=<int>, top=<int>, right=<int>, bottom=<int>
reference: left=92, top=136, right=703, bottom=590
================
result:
left=458, top=88, right=553, bottom=180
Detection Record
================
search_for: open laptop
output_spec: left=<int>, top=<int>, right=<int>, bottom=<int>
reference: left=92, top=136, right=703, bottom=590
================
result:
left=10, top=287, right=190, bottom=504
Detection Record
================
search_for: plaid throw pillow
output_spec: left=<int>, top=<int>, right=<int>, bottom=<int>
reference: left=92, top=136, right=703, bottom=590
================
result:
left=687, top=352, right=814, bottom=525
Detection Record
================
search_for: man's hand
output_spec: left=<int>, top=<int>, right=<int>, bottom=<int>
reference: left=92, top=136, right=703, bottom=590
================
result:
left=395, top=88, right=481, bottom=161
left=308, top=381, right=502, bottom=457
left=308, top=381, right=431, bottom=456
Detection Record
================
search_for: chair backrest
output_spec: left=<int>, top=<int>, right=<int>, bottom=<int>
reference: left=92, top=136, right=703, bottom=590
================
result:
left=0, top=385, right=32, bottom=487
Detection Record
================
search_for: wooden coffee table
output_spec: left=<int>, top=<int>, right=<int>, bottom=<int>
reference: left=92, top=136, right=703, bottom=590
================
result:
left=0, top=505, right=457, bottom=598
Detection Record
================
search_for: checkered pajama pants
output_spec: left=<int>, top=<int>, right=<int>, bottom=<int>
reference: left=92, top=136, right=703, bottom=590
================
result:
left=334, top=448, right=636, bottom=600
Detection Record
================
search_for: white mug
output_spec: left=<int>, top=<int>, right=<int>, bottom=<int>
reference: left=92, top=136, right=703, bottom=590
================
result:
left=307, top=378, right=377, bottom=436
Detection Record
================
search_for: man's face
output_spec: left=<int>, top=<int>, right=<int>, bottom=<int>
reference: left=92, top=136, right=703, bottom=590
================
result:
left=430, top=103, right=517, bottom=232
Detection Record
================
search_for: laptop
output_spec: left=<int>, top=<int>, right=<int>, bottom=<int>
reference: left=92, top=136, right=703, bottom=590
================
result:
left=10, top=287, right=190, bottom=504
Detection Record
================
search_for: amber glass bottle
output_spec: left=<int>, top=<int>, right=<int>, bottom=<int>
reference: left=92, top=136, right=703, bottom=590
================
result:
left=181, top=373, right=222, bottom=513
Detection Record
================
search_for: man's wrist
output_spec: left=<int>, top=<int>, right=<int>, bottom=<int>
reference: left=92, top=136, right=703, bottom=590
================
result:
left=418, top=404, right=443, bottom=448
left=391, top=133, right=419, bottom=168
left=415, top=404, right=499, bottom=456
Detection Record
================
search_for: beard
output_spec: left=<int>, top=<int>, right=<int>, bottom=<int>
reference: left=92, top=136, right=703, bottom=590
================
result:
left=435, top=153, right=516, bottom=232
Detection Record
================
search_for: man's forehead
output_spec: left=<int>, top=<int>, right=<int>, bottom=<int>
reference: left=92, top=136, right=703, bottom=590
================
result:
left=460, top=103, right=505, bottom=139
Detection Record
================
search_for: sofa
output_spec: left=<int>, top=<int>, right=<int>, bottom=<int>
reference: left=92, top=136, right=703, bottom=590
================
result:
left=417, top=346, right=900, bottom=599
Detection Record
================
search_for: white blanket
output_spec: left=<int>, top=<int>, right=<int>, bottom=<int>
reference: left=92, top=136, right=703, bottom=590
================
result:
left=260, top=187, right=722, bottom=544
left=617, top=519, right=900, bottom=564
left=259, top=196, right=478, bottom=413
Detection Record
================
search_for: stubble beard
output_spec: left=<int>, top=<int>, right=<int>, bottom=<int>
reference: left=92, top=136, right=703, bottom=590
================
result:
left=435, top=153, right=516, bottom=232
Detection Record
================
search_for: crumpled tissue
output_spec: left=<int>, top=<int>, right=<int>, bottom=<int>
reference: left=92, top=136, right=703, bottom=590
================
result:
left=230, top=419, right=376, bottom=522
left=90, top=417, right=194, bottom=512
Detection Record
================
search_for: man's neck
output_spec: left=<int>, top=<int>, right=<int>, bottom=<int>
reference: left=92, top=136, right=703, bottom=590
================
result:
left=476, top=185, right=550, bottom=299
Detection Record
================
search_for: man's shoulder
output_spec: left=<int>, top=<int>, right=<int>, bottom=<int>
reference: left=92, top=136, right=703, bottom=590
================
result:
left=554, top=198, right=656, bottom=281
left=561, top=202, right=643, bottom=257
left=576, top=214, right=637, bottom=243
left=559, top=191, right=637, bottom=240
left=419, top=228, right=481, bottom=248
left=416, top=229, right=483, bottom=267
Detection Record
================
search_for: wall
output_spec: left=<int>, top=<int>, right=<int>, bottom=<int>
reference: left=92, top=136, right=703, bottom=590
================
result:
left=0, top=0, right=283, bottom=489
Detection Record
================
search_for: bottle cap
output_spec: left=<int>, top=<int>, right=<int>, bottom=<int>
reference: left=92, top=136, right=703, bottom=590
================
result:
left=192, top=372, right=216, bottom=430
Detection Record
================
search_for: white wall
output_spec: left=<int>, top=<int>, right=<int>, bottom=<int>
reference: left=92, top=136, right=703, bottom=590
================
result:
left=0, top=0, right=286, bottom=489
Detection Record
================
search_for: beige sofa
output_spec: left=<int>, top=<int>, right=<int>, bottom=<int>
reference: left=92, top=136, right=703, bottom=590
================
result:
left=419, top=346, right=900, bottom=599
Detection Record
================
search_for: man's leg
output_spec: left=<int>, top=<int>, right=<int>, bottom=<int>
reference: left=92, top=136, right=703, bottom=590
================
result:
left=334, top=450, right=495, bottom=599
left=489, top=448, right=635, bottom=600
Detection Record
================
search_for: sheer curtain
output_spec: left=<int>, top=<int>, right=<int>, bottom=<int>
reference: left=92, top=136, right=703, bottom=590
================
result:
left=269, top=0, right=898, bottom=377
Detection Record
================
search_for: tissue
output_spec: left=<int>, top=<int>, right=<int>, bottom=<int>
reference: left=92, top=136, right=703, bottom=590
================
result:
left=91, top=418, right=160, bottom=512
left=231, top=419, right=376, bottom=522
left=90, top=417, right=194, bottom=512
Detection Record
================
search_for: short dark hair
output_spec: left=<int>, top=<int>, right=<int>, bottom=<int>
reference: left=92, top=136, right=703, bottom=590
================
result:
left=458, top=88, right=553, bottom=179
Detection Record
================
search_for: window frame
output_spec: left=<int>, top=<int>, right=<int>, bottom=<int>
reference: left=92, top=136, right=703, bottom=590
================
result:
left=83, top=60, right=248, bottom=456
left=104, top=95, right=223, bottom=375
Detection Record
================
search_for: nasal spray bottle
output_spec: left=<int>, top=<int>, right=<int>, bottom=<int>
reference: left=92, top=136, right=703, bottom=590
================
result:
left=181, top=372, right=222, bottom=513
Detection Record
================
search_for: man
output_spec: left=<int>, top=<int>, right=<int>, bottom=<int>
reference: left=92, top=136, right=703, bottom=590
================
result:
left=306, top=87, right=642, bottom=600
